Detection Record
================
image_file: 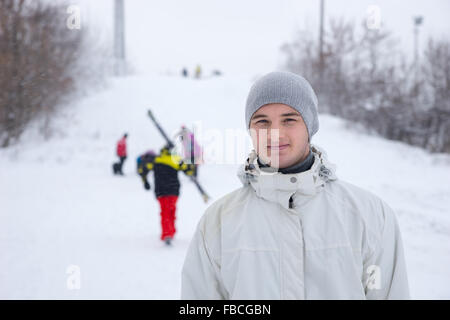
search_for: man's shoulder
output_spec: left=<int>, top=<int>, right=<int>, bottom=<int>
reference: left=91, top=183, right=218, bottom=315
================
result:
left=327, top=179, right=382, bottom=203
left=325, top=179, right=392, bottom=234
left=205, top=186, right=251, bottom=216
left=196, top=186, right=251, bottom=234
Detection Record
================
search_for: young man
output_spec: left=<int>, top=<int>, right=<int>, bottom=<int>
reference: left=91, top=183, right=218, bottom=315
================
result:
left=114, top=133, right=128, bottom=175
left=138, top=145, right=195, bottom=245
left=181, top=71, right=410, bottom=299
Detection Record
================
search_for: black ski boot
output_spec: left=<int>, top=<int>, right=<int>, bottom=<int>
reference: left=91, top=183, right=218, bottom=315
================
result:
left=164, top=236, right=172, bottom=246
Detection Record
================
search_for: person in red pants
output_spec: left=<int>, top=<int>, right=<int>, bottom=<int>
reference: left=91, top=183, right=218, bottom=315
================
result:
left=157, top=195, right=178, bottom=241
left=137, top=145, right=195, bottom=245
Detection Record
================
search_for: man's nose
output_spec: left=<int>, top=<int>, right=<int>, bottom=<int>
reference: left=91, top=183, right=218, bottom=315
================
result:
left=265, top=129, right=284, bottom=146
left=267, top=125, right=285, bottom=139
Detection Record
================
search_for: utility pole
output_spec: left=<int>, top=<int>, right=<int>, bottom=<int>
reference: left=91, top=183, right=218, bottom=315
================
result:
left=319, top=0, right=325, bottom=87
left=413, top=15, right=423, bottom=97
left=114, top=0, right=126, bottom=76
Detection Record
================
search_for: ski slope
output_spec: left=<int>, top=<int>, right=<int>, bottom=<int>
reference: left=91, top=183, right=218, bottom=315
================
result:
left=1, top=73, right=449, bottom=299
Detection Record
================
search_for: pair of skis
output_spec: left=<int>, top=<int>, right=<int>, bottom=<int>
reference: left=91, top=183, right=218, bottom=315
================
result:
left=147, top=109, right=210, bottom=203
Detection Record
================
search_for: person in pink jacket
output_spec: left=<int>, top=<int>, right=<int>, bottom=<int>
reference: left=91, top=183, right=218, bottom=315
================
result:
left=175, top=125, right=203, bottom=177
left=113, top=133, right=128, bottom=175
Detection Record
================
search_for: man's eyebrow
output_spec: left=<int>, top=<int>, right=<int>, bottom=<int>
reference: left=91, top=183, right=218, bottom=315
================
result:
left=281, top=112, right=301, bottom=117
left=251, top=112, right=301, bottom=120
left=251, top=114, right=268, bottom=120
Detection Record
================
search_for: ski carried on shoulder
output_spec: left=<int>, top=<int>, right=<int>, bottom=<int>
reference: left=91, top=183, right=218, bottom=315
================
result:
left=147, top=109, right=175, bottom=149
left=147, top=109, right=211, bottom=203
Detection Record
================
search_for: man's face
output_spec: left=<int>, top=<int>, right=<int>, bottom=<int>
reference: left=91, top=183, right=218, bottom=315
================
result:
left=249, top=103, right=310, bottom=169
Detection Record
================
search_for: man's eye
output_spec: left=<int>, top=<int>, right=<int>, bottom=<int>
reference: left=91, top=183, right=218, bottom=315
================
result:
left=284, top=118, right=296, bottom=123
left=255, top=120, right=268, bottom=124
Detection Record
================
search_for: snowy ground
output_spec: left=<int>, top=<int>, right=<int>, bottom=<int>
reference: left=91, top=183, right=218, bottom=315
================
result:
left=1, top=73, right=449, bottom=299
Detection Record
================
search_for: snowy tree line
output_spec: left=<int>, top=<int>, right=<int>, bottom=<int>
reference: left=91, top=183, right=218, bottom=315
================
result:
left=0, top=0, right=104, bottom=148
left=281, top=18, right=450, bottom=153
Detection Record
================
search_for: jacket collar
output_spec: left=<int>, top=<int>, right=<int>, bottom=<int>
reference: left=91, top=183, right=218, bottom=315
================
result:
left=237, top=144, right=338, bottom=210
left=257, top=146, right=315, bottom=174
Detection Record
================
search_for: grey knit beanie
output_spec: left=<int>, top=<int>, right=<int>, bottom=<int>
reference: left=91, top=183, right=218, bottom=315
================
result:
left=245, top=71, right=319, bottom=140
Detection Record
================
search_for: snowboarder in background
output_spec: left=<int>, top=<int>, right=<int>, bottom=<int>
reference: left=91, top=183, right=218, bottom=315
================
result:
left=113, top=133, right=128, bottom=175
left=175, top=125, right=203, bottom=177
left=194, top=65, right=201, bottom=79
left=212, top=69, right=222, bottom=77
left=182, top=67, right=188, bottom=78
left=138, top=145, right=195, bottom=245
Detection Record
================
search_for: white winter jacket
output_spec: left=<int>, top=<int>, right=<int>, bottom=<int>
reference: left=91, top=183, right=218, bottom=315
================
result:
left=181, top=145, right=410, bottom=299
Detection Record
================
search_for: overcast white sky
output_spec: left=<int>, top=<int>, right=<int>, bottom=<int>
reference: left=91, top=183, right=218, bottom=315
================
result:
left=75, top=0, right=450, bottom=77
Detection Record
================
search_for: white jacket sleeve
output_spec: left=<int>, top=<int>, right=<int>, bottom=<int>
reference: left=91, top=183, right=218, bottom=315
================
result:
left=181, top=217, right=227, bottom=299
left=363, top=201, right=410, bottom=299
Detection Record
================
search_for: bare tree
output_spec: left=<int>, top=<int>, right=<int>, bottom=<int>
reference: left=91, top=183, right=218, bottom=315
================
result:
left=0, top=0, right=92, bottom=147
left=280, top=16, right=450, bottom=153
left=422, top=38, right=450, bottom=152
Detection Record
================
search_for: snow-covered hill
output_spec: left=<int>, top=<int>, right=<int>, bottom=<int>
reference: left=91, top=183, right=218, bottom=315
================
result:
left=1, top=73, right=449, bottom=299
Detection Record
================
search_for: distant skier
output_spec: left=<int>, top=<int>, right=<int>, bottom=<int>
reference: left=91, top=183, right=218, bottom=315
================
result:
left=182, top=68, right=188, bottom=78
left=195, top=65, right=201, bottom=79
left=175, top=125, right=203, bottom=177
left=113, top=133, right=128, bottom=175
left=138, top=145, right=195, bottom=245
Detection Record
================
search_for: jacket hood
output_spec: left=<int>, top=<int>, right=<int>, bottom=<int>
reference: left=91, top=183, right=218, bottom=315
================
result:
left=237, top=144, right=337, bottom=210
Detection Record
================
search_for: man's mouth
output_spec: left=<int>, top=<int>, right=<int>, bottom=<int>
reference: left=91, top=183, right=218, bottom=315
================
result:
left=268, top=144, right=289, bottom=151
